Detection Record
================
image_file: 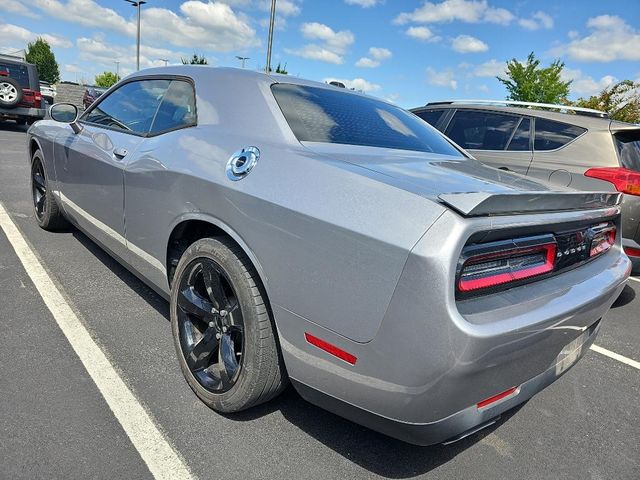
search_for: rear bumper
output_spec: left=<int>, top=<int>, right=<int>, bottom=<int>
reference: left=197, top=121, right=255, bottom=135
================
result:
left=622, top=237, right=640, bottom=273
left=0, top=106, right=46, bottom=119
left=293, top=316, right=602, bottom=446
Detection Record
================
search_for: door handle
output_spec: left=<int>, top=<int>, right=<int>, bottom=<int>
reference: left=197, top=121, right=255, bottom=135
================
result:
left=113, top=147, right=128, bottom=159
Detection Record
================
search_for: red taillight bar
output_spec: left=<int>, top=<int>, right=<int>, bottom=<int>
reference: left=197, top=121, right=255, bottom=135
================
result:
left=458, top=243, right=556, bottom=292
left=304, top=333, right=357, bottom=365
left=624, top=246, right=640, bottom=257
left=477, top=386, right=519, bottom=409
left=585, top=167, right=640, bottom=196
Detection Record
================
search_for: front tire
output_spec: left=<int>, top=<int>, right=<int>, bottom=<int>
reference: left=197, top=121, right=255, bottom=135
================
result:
left=31, top=150, right=69, bottom=231
left=170, top=237, right=287, bottom=412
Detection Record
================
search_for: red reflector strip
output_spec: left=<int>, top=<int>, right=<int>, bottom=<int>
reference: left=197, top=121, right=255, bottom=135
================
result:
left=304, top=333, right=357, bottom=365
left=477, top=386, right=518, bottom=409
left=624, top=246, right=640, bottom=257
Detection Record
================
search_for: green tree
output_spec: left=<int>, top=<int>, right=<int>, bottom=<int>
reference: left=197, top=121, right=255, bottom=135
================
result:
left=181, top=54, right=208, bottom=65
left=274, top=62, right=288, bottom=74
left=25, top=37, right=60, bottom=84
left=94, top=71, right=119, bottom=88
left=497, top=52, right=571, bottom=104
left=574, top=80, right=640, bottom=123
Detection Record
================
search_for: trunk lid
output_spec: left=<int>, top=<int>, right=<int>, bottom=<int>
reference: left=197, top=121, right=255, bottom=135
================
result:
left=303, top=142, right=621, bottom=216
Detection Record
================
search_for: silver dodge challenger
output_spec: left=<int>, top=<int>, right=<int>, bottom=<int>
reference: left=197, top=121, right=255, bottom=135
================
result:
left=27, top=67, right=631, bottom=445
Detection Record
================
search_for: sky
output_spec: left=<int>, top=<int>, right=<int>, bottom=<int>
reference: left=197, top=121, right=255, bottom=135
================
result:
left=1, top=0, right=639, bottom=108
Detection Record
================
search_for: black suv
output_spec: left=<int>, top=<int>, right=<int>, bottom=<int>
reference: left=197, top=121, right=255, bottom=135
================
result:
left=0, top=55, right=47, bottom=126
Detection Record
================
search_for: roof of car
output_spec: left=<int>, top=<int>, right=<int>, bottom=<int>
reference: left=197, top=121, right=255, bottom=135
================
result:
left=412, top=100, right=614, bottom=129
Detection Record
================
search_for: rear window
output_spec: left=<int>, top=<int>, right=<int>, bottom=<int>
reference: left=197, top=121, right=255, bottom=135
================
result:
left=444, top=110, right=520, bottom=150
left=414, top=109, right=445, bottom=128
left=0, top=63, right=30, bottom=87
left=271, top=84, right=462, bottom=155
left=615, top=131, right=640, bottom=171
left=534, top=119, right=585, bottom=151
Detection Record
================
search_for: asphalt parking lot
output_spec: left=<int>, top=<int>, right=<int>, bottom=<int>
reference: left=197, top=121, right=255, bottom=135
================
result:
left=0, top=122, right=639, bottom=480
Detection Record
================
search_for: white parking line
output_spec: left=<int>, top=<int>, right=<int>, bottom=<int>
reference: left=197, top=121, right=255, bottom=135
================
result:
left=591, top=345, right=640, bottom=370
left=628, top=276, right=640, bottom=284
left=0, top=202, right=195, bottom=480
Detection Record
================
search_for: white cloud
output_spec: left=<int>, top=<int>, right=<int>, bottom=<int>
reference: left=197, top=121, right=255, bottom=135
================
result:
left=322, top=77, right=381, bottom=92
left=405, top=26, right=441, bottom=42
left=394, top=0, right=515, bottom=25
left=426, top=67, right=457, bottom=89
left=27, top=0, right=260, bottom=52
left=562, top=68, right=617, bottom=96
left=258, top=0, right=301, bottom=16
left=552, top=15, right=640, bottom=62
left=472, top=59, right=506, bottom=77
left=356, top=47, right=391, bottom=68
left=451, top=34, right=488, bottom=53
left=285, top=45, right=343, bottom=64
left=0, top=0, right=40, bottom=19
left=345, top=0, right=380, bottom=7
left=0, top=23, right=72, bottom=49
left=288, top=22, right=354, bottom=64
left=519, top=11, right=553, bottom=30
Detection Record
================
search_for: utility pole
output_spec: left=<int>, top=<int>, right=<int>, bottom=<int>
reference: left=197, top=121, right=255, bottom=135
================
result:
left=114, top=61, right=120, bottom=81
left=125, top=0, right=147, bottom=71
left=235, top=56, right=249, bottom=68
left=265, top=0, right=276, bottom=73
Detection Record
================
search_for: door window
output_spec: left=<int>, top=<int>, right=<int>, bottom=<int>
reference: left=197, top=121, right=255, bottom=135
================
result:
left=534, top=119, right=586, bottom=151
left=414, top=109, right=445, bottom=128
left=83, top=79, right=171, bottom=135
left=149, top=80, right=197, bottom=134
left=444, top=110, right=519, bottom=150
left=506, top=118, right=531, bottom=151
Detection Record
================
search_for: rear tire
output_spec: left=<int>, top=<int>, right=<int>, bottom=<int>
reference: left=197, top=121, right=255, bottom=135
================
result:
left=170, top=237, right=288, bottom=413
left=31, top=150, right=69, bottom=231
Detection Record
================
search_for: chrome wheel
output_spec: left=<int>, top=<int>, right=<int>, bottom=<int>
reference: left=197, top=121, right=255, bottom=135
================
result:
left=176, top=257, right=244, bottom=393
left=0, top=82, right=18, bottom=103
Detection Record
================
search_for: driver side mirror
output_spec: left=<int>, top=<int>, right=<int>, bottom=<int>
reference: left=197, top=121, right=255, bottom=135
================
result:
left=50, top=103, right=83, bottom=134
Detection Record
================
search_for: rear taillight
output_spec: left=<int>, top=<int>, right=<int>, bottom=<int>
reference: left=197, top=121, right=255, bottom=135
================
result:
left=585, top=167, right=640, bottom=196
left=590, top=225, right=616, bottom=257
left=624, top=246, right=640, bottom=257
left=458, top=236, right=556, bottom=293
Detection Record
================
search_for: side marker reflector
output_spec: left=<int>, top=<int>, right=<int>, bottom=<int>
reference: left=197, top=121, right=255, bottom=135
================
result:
left=477, top=386, right=518, bottom=409
left=304, top=333, right=357, bottom=365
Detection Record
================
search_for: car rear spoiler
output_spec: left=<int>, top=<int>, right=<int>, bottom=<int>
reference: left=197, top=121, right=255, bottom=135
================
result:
left=609, top=121, right=640, bottom=133
left=438, top=191, right=621, bottom=217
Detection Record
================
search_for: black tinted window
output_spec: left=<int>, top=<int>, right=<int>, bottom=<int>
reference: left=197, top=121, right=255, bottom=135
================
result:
left=83, top=79, right=170, bottom=135
left=272, top=84, right=462, bottom=155
left=507, top=118, right=531, bottom=151
left=149, top=80, right=197, bottom=134
left=445, top=110, right=519, bottom=150
left=615, top=131, right=640, bottom=171
left=0, top=63, right=29, bottom=87
left=415, top=109, right=445, bottom=128
left=534, top=119, right=585, bottom=151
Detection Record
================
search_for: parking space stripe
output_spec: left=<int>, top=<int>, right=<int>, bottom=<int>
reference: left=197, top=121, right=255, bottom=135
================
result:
left=0, top=202, right=195, bottom=480
left=591, top=345, right=640, bottom=370
left=628, top=276, right=640, bottom=284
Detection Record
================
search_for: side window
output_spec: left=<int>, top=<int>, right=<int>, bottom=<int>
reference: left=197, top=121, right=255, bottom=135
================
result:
left=534, top=119, right=586, bottom=151
left=414, top=109, right=445, bottom=128
left=83, top=79, right=171, bottom=135
left=507, top=118, right=531, bottom=151
left=444, top=110, right=519, bottom=150
left=149, top=80, right=197, bottom=134
left=0, top=63, right=29, bottom=87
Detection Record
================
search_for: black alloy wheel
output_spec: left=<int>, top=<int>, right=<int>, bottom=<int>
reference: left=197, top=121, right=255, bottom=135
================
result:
left=31, top=159, right=47, bottom=221
left=176, top=257, right=245, bottom=393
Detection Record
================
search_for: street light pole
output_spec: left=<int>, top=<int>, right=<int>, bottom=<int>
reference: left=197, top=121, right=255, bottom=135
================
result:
left=114, top=61, right=120, bottom=80
left=235, top=56, right=249, bottom=68
left=265, top=0, right=276, bottom=73
left=125, top=0, right=147, bottom=71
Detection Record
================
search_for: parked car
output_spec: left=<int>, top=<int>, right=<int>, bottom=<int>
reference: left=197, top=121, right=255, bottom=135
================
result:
left=82, top=86, right=107, bottom=109
left=411, top=100, right=640, bottom=272
left=0, top=55, right=46, bottom=125
left=39, top=81, right=56, bottom=105
left=27, top=67, right=630, bottom=445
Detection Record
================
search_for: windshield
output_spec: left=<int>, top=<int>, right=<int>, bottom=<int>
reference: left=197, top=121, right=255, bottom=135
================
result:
left=272, top=84, right=463, bottom=156
left=615, top=131, right=640, bottom=171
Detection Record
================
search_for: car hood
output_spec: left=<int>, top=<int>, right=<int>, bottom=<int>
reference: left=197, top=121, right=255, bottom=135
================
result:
left=302, top=142, right=621, bottom=216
